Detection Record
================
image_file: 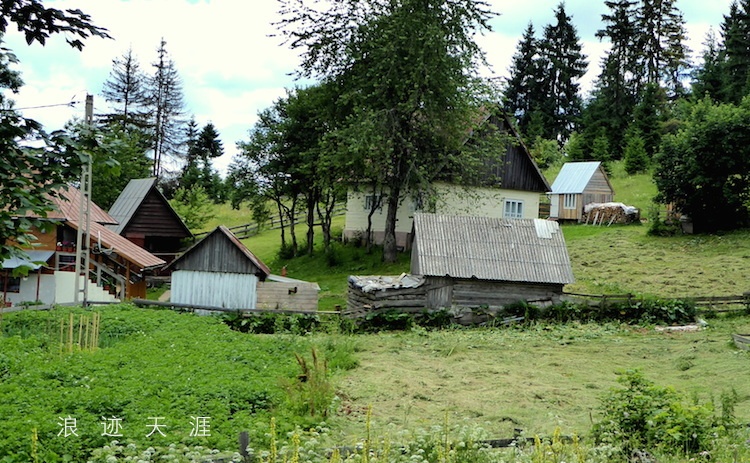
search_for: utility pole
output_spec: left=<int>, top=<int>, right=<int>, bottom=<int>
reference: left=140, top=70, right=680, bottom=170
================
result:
left=74, top=94, right=94, bottom=306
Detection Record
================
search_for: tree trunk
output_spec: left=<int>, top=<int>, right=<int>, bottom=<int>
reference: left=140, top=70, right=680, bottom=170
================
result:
left=382, top=185, right=401, bottom=263
left=276, top=201, right=287, bottom=249
left=306, top=194, right=316, bottom=256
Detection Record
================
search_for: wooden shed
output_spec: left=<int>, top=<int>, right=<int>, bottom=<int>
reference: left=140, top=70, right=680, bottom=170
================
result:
left=108, top=178, right=192, bottom=264
left=549, top=162, right=614, bottom=221
left=166, top=226, right=271, bottom=310
left=411, top=213, right=574, bottom=309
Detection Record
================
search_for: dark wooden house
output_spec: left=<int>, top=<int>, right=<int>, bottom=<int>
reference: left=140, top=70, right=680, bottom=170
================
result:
left=411, top=213, right=574, bottom=309
left=108, top=178, right=192, bottom=264
left=166, top=226, right=271, bottom=309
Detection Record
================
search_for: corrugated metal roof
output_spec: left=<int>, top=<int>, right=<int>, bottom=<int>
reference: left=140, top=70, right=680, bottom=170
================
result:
left=36, top=186, right=118, bottom=225
left=550, top=161, right=602, bottom=194
left=412, top=213, right=574, bottom=284
left=107, top=178, right=158, bottom=234
left=66, top=219, right=166, bottom=270
left=1, top=250, right=55, bottom=270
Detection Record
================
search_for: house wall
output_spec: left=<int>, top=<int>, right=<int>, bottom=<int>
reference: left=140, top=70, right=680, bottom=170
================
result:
left=550, top=194, right=583, bottom=221
left=344, top=185, right=542, bottom=248
left=426, top=277, right=564, bottom=309
left=4, top=272, right=56, bottom=305
left=256, top=281, right=319, bottom=311
left=171, top=270, right=258, bottom=309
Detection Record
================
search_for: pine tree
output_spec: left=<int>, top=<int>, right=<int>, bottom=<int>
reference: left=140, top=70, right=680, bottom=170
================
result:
left=101, top=47, right=150, bottom=128
left=148, top=38, right=185, bottom=178
left=503, top=23, right=544, bottom=135
left=635, top=0, right=690, bottom=96
left=720, top=1, right=750, bottom=103
left=538, top=3, right=587, bottom=143
left=691, top=28, right=725, bottom=101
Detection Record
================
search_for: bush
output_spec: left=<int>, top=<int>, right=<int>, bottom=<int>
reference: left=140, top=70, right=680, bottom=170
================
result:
left=592, top=370, right=723, bottom=455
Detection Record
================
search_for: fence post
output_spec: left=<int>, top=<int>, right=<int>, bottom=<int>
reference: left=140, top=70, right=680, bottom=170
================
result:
left=239, top=431, right=250, bottom=461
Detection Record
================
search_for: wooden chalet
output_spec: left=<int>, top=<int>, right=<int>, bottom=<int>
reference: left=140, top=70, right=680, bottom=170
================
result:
left=549, top=162, right=614, bottom=222
left=343, top=110, right=551, bottom=249
left=108, top=178, right=192, bottom=265
left=2, top=186, right=166, bottom=305
left=411, top=213, right=574, bottom=309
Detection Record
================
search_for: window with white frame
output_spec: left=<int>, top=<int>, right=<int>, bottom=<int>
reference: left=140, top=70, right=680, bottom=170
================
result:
left=503, top=199, right=524, bottom=219
left=563, top=194, right=577, bottom=210
left=364, top=194, right=382, bottom=211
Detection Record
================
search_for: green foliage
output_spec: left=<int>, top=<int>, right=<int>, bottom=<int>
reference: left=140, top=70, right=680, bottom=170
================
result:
left=0, top=305, right=318, bottom=461
left=529, top=136, right=563, bottom=169
left=169, top=185, right=216, bottom=230
left=623, top=129, right=649, bottom=174
left=223, top=311, right=322, bottom=335
left=592, top=370, right=726, bottom=455
left=655, top=97, right=750, bottom=232
left=282, top=348, right=335, bottom=418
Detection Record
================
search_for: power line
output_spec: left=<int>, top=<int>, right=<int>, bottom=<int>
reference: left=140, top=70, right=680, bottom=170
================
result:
left=0, top=100, right=82, bottom=112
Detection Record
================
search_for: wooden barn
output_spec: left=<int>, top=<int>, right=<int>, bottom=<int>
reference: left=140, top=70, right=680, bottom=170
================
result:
left=411, top=213, right=574, bottom=309
left=108, top=178, right=192, bottom=265
left=166, top=226, right=271, bottom=310
left=548, top=161, right=614, bottom=221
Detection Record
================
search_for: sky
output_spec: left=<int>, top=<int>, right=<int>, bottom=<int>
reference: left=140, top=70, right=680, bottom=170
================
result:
left=3, top=0, right=736, bottom=176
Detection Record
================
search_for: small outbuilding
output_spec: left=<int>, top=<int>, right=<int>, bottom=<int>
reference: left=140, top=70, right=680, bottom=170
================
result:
left=166, top=226, right=271, bottom=310
left=549, top=161, right=614, bottom=222
left=411, top=213, right=574, bottom=309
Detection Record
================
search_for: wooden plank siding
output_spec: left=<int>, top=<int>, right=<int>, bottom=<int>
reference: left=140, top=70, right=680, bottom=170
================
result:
left=170, top=230, right=267, bottom=276
left=256, top=281, right=319, bottom=311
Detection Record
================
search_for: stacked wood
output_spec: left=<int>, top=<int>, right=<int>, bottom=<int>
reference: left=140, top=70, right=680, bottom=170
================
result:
left=582, top=202, right=640, bottom=225
left=345, top=274, right=427, bottom=318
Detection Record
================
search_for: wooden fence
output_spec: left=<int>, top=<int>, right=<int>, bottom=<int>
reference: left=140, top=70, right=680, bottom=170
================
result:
left=564, top=291, right=750, bottom=312
left=194, top=203, right=347, bottom=240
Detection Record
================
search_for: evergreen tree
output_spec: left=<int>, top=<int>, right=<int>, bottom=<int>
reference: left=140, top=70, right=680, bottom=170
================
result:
left=631, top=82, right=667, bottom=159
left=623, top=127, right=649, bottom=174
left=101, top=47, right=150, bottom=129
left=503, top=23, right=544, bottom=135
left=538, top=3, right=587, bottom=143
left=691, top=28, right=726, bottom=101
left=720, top=1, right=750, bottom=103
left=148, top=38, right=185, bottom=178
left=636, top=0, right=690, bottom=96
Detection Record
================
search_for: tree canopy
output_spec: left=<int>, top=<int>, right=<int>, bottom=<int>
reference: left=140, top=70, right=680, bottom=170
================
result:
left=0, top=0, right=109, bottom=261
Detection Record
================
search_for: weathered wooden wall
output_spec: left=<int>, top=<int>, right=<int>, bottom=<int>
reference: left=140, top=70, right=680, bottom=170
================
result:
left=256, top=281, right=319, bottom=311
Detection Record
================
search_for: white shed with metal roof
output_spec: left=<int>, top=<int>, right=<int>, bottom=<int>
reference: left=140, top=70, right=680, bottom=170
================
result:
left=549, top=162, right=614, bottom=221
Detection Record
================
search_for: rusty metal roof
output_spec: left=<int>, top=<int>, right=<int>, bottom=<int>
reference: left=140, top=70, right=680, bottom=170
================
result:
left=411, top=213, right=574, bottom=284
left=41, top=186, right=118, bottom=225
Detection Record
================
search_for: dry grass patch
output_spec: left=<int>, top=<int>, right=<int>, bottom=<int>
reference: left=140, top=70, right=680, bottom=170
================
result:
left=332, top=319, right=750, bottom=440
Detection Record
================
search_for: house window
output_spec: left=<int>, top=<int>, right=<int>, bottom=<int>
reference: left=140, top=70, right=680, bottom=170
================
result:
left=1, top=274, right=20, bottom=293
left=563, top=194, right=577, bottom=210
left=503, top=199, right=524, bottom=219
left=364, top=194, right=382, bottom=211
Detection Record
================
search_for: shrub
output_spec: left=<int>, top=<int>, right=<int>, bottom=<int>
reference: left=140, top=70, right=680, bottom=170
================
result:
left=592, top=370, right=723, bottom=455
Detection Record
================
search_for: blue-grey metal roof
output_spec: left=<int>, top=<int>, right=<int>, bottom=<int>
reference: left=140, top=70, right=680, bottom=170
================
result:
left=1, top=250, right=55, bottom=270
left=411, top=213, right=574, bottom=285
left=550, top=161, right=602, bottom=194
left=107, top=178, right=158, bottom=234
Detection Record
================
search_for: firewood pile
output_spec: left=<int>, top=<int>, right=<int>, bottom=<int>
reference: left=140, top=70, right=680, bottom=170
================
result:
left=344, top=274, right=427, bottom=318
left=582, top=202, right=640, bottom=225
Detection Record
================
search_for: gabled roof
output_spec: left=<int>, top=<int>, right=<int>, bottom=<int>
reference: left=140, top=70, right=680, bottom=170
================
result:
left=166, top=226, right=271, bottom=276
left=108, top=178, right=191, bottom=236
left=550, top=161, right=611, bottom=195
left=1, top=250, right=55, bottom=270
left=38, top=186, right=118, bottom=225
left=24, top=185, right=165, bottom=270
left=411, top=213, right=574, bottom=285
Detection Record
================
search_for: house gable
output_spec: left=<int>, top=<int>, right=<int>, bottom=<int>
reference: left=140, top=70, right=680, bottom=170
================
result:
left=168, top=226, right=270, bottom=278
left=109, top=178, right=192, bottom=239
